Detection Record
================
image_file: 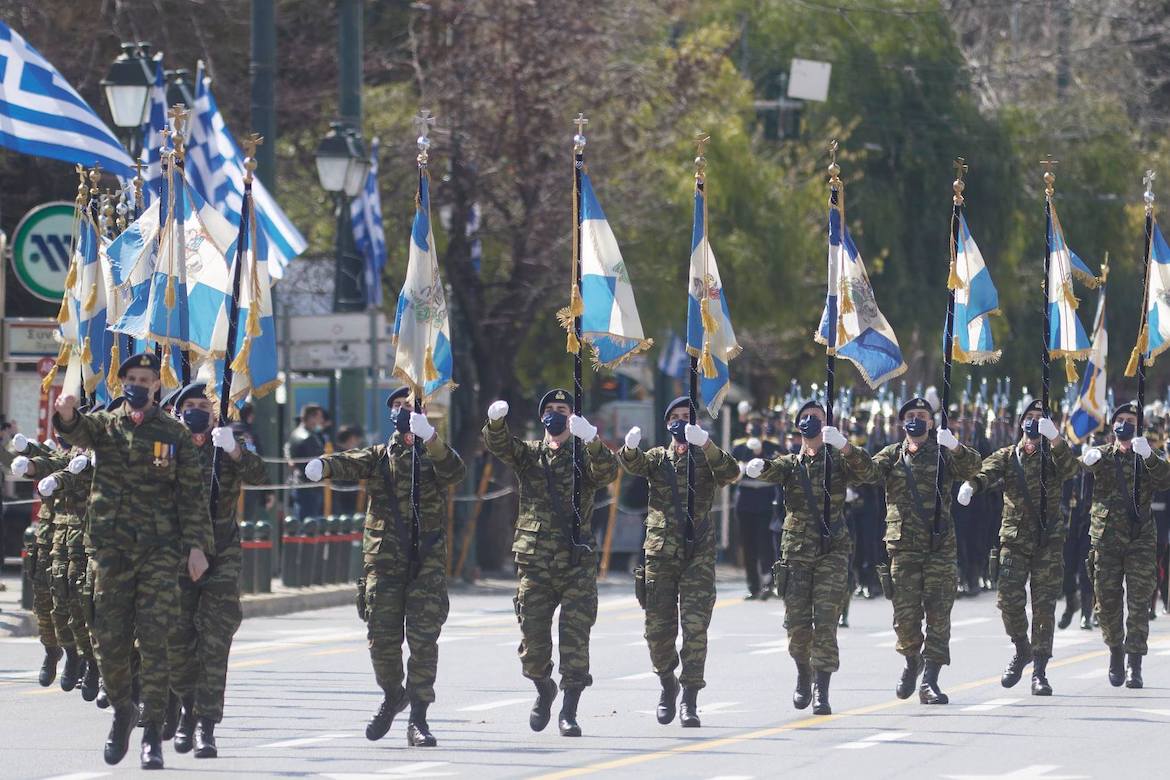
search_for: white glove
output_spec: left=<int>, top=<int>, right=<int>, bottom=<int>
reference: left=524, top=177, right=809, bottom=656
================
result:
left=42, top=439, right=59, bottom=452
left=747, top=437, right=763, bottom=454
left=487, top=400, right=509, bottom=421
left=304, top=458, right=324, bottom=482
left=737, top=400, right=752, bottom=416
left=37, top=475, right=58, bottom=497
left=1081, top=448, right=1103, bottom=467
left=745, top=458, right=766, bottom=479
left=936, top=427, right=959, bottom=451
left=623, top=426, right=641, bottom=449
left=957, top=482, right=974, bottom=506
left=211, top=426, right=238, bottom=453
left=67, top=454, right=89, bottom=474
left=685, top=423, right=709, bottom=447
left=1038, top=417, right=1059, bottom=441
left=12, top=433, right=29, bottom=452
left=11, top=456, right=30, bottom=478
left=1134, top=436, right=1153, bottom=459
left=568, top=414, right=597, bottom=443
left=409, top=412, right=436, bottom=441
left=822, top=426, right=847, bottom=449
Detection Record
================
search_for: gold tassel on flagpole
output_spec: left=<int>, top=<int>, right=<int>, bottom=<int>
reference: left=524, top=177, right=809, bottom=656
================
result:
left=63, top=260, right=77, bottom=293
left=1125, top=324, right=1148, bottom=378
left=1064, top=356, right=1078, bottom=384
left=80, top=336, right=92, bottom=365
left=947, top=259, right=963, bottom=291
left=56, top=296, right=70, bottom=325
left=700, top=297, right=719, bottom=337
left=107, top=340, right=122, bottom=398
left=41, top=344, right=71, bottom=394
left=165, top=275, right=177, bottom=309
left=837, top=318, right=849, bottom=349
left=1087, top=365, right=1097, bottom=402
left=700, top=341, right=717, bottom=379
left=83, top=283, right=98, bottom=314
left=424, top=344, right=439, bottom=382
left=838, top=279, right=854, bottom=315
left=1062, top=281, right=1080, bottom=309
left=160, top=345, right=180, bottom=389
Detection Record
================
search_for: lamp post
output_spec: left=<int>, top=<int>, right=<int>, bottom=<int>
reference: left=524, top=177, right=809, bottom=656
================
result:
left=315, top=122, right=369, bottom=313
left=100, top=42, right=154, bottom=160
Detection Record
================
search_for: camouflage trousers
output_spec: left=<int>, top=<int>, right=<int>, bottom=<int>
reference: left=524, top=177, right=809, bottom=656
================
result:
left=168, top=553, right=244, bottom=722
left=365, top=548, right=450, bottom=704
left=997, top=540, right=1064, bottom=657
left=51, top=526, right=93, bottom=658
left=90, top=545, right=180, bottom=726
left=1093, top=533, right=1157, bottom=655
left=515, top=549, right=598, bottom=690
left=644, top=544, right=717, bottom=690
left=30, top=531, right=60, bottom=649
left=888, top=542, right=958, bottom=665
left=783, top=542, right=851, bottom=672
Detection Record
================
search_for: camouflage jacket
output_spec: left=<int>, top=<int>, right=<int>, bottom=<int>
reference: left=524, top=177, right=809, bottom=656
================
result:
left=190, top=435, right=267, bottom=556
left=54, top=406, right=214, bottom=555
left=1082, top=442, right=1170, bottom=546
left=870, top=437, right=982, bottom=550
left=618, top=441, right=740, bottom=558
left=323, top=433, right=466, bottom=563
left=969, top=439, right=1078, bottom=551
left=46, top=458, right=93, bottom=529
left=483, top=420, right=619, bottom=566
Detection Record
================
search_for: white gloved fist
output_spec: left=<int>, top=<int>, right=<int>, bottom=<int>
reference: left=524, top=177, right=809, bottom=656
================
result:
left=1081, top=447, right=1103, bottom=467
left=936, top=427, right=959, bottom=451
left=624, top=426, right=642, bottom=449
left=12, top=433, right=30, bottom=452
left=67, top=454, right=89, bottom=474
left=487, top=400, right=509, bottom=421
left=747, top=437, right=763, bottom=454
left=11, top=456, right=30, bottom=478
left=42, top=439, right=59, bottom=452
left=409, top=412, right=436, bottom=442
left=211, top=426, right=238, bottom=453
left=737, top=400, right=752, bottom=416
left=37, top=475, right=58, bottom=497
left=1134, top=436, right=1153, bottom=459
left=1038, top=417, right=1059, bottom=441
left=745, top=458, right=766, bottom=479
left=822, top=426, right=847, bottom=449
left=957, top=482, right=975, bottom=506
left=304, top=458, right=324, bottom=482
left=568, top=414, right=597, bottom=444
left=685, top=423, right=709, bottom=447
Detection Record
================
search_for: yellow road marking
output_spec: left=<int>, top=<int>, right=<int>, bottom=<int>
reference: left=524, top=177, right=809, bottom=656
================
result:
left=19, top=688, right=61, bottom=696
left=310, top=647, right=360, bottom=657
left=230, top=658, right=275, bottom=670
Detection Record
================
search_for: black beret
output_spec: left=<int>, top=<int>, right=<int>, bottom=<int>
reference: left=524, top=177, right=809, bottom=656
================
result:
left=797, top=400, right=824, bottom=418
left=1111, top=402, right=1139, bottom=423
left=160, top=386, right=184, bottom=409
left=1017, top=398, right=1044, bottom=427
left=385, top=386, right=411, bottom=409
left=664, top=396, right=692, bottom=423
left=899, top=397, right=933, bottom=420
left=539, top=389, right=572, bottom=416
left=173, top=383, right=208, bottom=410
left=106, top=396, right=125, bottom=413
left=117, top=351, right=161, bottom=378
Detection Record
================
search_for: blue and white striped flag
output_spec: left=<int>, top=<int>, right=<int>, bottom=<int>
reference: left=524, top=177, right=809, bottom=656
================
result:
left=106, top=198, right=161, bottom=337
left=950, top=212, right=1001, bottom=364
left=350, top=138, right=387, bottom=307
left=1068, top=279, right=1107, bottom=443
left=1046, top=202, right=1092, bottom=379
left=686, top=184, right=740, bottom=417
left=56, top=211, right=114, bottom=401
left=816, top=199, right=907, bottom=388
left=140, top=56, right=166, bottom=204
left=0, top=22, right=134, bottom=177
left=1139, top=219, right=1170, bottom=366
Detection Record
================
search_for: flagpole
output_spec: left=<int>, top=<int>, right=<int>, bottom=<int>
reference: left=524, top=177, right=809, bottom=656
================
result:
left=169, top=105, right=193, bottom=385
left=1134, top=170, right=1157, bottom=531
left=566, top=114, right=590, bottom=566
left=686, top=137, right=711, bottom=561
left=408, top=124, right=433, bottom=581
left=1039, top=158, right=1058, bottom=542
left=823, top=143, right=842, bottom=551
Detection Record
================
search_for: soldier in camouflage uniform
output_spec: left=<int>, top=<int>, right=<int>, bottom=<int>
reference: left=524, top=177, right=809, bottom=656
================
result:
left=310, top=385, right=465, bottom=747
left=746, top=400, right=876, bottom=716
left=1079, top=402, right=1170, bottom=688
left=958, top=399, right=1077, bottom=696
left=53, top=352, right=214, bottom=769
left=867, top=398, right=982, bottom=705
left=619, top=396, right=739, bottom=728
left=483, top=389, right=618, bottom=737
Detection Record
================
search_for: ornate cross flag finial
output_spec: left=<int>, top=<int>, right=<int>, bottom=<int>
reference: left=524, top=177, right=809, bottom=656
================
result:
left=828, top=139, right=842, bottom=190
left=694, top=132, right=711, bottom=180
left=953, top=157, right=968, bottom=205
left=1040, top=155, right=1059, bottom=197
left=573, top=113, right=589, bottom=154
left=1144, top=169, right=1156, bottom=213
left=415, top=110, right=435, bottom=164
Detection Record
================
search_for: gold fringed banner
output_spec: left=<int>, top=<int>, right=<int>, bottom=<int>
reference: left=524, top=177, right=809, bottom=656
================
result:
left=951, top=337, right=970, bottom=364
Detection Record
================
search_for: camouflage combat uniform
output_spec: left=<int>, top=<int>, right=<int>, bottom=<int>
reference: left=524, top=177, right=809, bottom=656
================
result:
left=321, top=432, right=465, bottom=705
left=26, top=447, right=74, bottom=652
left=47, top=458, right=96, bottom=664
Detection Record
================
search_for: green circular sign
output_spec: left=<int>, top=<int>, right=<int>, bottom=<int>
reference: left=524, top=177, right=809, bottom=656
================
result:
left=10, top=202, right=77, bottom=303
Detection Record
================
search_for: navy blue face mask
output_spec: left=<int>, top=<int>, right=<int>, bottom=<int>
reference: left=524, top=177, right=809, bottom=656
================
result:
left=1113, top=421, right=1136, bottom=441
left=123, top=383, right=151, bottom=410
left=182, top=409, right=211, bottom=434
left=667, top=419, right=687, bottom=443
left=797, top=415, right=823, bottom=439
left=390, top=407, right=411, bottom=435
left=1023, top=418, right=1042, bottom=440
left=903, top=418, right=928, bottom=438
left=542, top=411, right=568, bottom=436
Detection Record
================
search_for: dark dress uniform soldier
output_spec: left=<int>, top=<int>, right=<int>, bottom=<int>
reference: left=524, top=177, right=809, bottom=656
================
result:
left=309, top=386, right=465, bottom=747
left=745, top=400, right=876, bottom=716
left=618, top=397, right=740, bottom=728
left=1060, top=448, right=1096, bottom=631
left=958, top=399, right=1077, bottom=696
left=1079, top=402, right=1170, bottom=688
left=53, top=352, right=215, bottom=769
left=483, top=390, right=618, bottom=737
left=732, top=418, right=781, bottom=600
left=867, top=398, right=982, bottom=705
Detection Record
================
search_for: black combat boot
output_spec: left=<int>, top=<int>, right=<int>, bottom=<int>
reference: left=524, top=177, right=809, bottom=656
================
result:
left=38, top=645, right=62, bottom=687
left=104, top=701, right=138, bottom=765
left=366, top=693, right=407, bottom=741
left=194, top=717, right=218, bottom=758
left=656, top=673, right=680, bottom=724
left=1058, top=594, right=1078, bottom=629
left=919, top=660, right=949, bottom=704
left=161, top=691, right=181, bottom=740
left=812, top=672, right=832, bottom=715
left=80, top=658, right=100, bottom=701
left=792, top=662, right=813, bottom=710
left=1001, top=638, right=1031, bottom=688
left=529, top=677, right=558, bottom=732
left=173, top=694, right=196, bottom=753
left=95, top=681, right=110, bottom=709
left=1108, top=647, right=1125, bottom=687
left=1031, top=654, right=1052, bottom=696
left=1125, top=653, right=1144, bottom=689
left=839, top=602, right=850, bottom=628
left=59, top=647, right=82, bottom=691
left=1079, top=614, right=1092, bottom=630
left=407, top=700, right=437, bottom=747
left=896, top=654, right=923, bottom=700
left=558, top=688, right=583, bottom=737
left=140, top=723, right=164, bottom=770
left=679, top=687, right=700, bottom=727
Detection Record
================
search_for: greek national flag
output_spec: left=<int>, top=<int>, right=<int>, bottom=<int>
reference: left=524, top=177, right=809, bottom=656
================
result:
left=816, top=200, right=906, bottom=388
left=686, top=185, right=739, bottom=417
left=58, top=212, right=114, bottom=402
left=0, top=22, right=135, bottom=177
left=106, top=199, right=161, bottom=335
left=1141, top=219, right=1170, bottom=364
left=1068, top=281, right=1107, bottom=443
left=350, top=138, right=387, bottom=307
left=951, top=213, right=1000, bottom=364
left=1046, top=202, right=1092, bottom=367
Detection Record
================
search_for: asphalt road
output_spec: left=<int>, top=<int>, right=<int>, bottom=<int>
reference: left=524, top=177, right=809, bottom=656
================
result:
left=3, top=574, right=1169, bottom=780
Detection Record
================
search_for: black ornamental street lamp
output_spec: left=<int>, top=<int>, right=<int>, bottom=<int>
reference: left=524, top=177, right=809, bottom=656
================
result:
left=101, top=43, right=154, bottom=159
left=315, top=122, right=369, bottom=312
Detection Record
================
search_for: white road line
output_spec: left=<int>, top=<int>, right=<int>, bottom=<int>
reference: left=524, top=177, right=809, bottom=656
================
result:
left=38, top=774, right=112, bottom=780
left=749, top=647, right=788, bottom=655
left=321, top=763, right=457, bottom=780
left=698, top=701, right=742, bottom=714
left=962, top=698, right=1020, bottom=712
left=617, top=671, right=657, bottom=681
left=456, top=697, right=530, bottom=712
left=257, top=733, right=352, bottom=749
left=705, top=776, right=754, bottom=780
left=837, top=731, right=911, bottom=750
left=1136, top=709, right=1170, bottom=718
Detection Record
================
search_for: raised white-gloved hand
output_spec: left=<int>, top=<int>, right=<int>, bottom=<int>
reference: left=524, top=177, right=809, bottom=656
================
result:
left=11, top=456, right=30, bottom=478
left=822, top=426, right=847, bottom=449
left=1081, top=448, right=1103, bottom=467
left=936, top=427, right=959, bottom=451
left=67, top=454, right=89, bottom=474
left=685, top=423, right=709, bottom=447
left=211, top=426, right=238, bottom=453
left=745, top=458, right=766, bottom=479
left=624, top=426, right=641, bottom=449
left=12, top=433, right=29, bottom=452
left=304, top=458, right=324, bottom=482
left=957, top=482, right=975, bottom=506
left=737, top=400, right=752, bottom=416
left=37, top=475, right=58, bottom=497
left=487, top=400, right=509, bottom=421
left=409, top=412, right=436, bottom=442
left=568, top=414, right=597, bottom=444
left=1134, top=436, right=1153, bottom=459
left=42, top=439, right=59, bottom=452
left=747, top=437, right=763, bottom=454
left=1038, top=417, right=1059, bottom=441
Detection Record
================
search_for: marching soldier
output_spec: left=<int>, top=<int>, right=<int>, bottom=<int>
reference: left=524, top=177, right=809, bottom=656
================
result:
left=53, top=352, right=214, bottom=769
left=745, top=400, right=876, bottom=715
left=482, top=389, right=617, bottom=737
left=618, top=397, right=740, bottom=728
left=1060, top=439, right=1098, bottom=631
left=307, top=386, right=465, bottom=747
left=867, top=398, right=982, bottom=704
left=1079, top=402, right=1170, bottom=687
left=957, top=399, right=1077, bottom=696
